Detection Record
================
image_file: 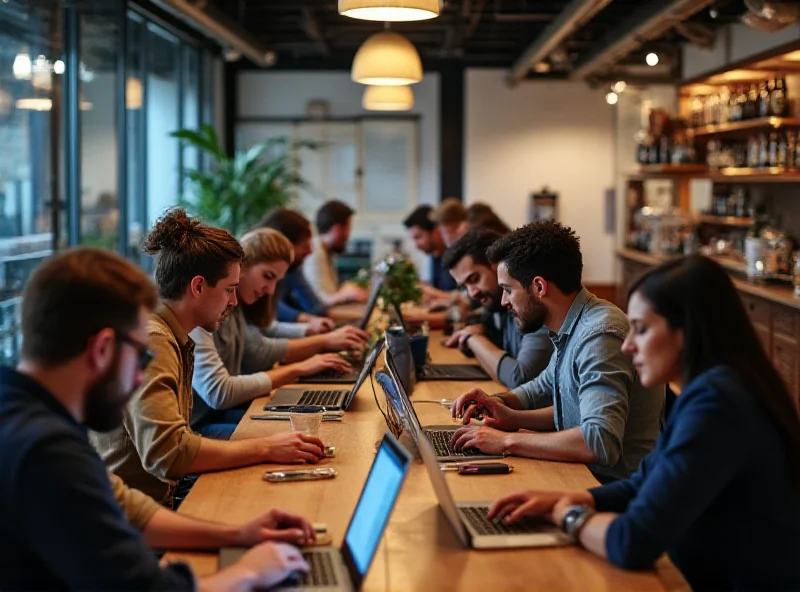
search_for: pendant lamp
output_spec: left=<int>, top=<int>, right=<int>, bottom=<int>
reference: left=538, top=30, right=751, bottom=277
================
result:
left=351, top=31, right=423, bottom=86
left=363, top=85, right=414, bottom=111
left=339, top=0, right=439, bottom=22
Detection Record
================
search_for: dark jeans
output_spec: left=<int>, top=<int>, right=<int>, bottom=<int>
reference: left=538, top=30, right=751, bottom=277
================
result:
left=192, top=405, right=248, bottom=441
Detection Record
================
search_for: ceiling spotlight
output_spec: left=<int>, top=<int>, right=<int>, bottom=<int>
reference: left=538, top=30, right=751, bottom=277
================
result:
left=53, top=60, right=65, bottom=74
left=646, top=53, right=659, bottom=67
left=612, top=80, right=627, bottom=93
left=709, top=8, right=718, bottom=18
left=606, top=91, right=619, bottom=105
left=13, top=51, right=32, bottom=80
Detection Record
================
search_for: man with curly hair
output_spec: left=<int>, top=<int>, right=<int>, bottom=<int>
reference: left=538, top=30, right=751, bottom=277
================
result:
left=449, top=221, right=664, bottom=483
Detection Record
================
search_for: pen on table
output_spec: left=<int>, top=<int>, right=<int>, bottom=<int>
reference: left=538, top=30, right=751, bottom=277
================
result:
left=249, top=414, right=343, bottom=422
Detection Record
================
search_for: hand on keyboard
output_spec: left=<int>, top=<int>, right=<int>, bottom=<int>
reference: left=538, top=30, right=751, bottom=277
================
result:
left=451, top=388, right=519, bottom=430
left=218, top=541, right=309, bottom=590
left=297, top=354, right=352, bottom=377
left=449, top=425, right=510, bottom=456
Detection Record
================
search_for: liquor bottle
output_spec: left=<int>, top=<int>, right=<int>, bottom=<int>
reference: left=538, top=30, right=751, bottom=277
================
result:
left=770, top=76, right=787, bottom=117
left=777, top=133, right=788, bottom=167
left=768, top=132, right=779, bottom=167
left=787, top=130, right=797, bottom=169
left=690, top=96, right=704, bottom=127
left=758, top=81, right=771, bottom=118
left=746, top=84, right=759, bottom=119
left=729, top=87, right=742, bottom=122
left=758, top=133, right=769, bottom=168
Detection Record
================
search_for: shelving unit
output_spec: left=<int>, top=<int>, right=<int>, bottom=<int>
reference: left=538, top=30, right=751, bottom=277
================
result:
left=691, top=117, right=800, bottom=138
left=694, top=214, right=753, bottom=227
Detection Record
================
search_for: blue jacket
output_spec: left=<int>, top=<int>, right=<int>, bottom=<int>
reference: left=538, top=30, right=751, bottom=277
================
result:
left=275, top=267, right=329, bottom=322
left=591, top=365, right=800, bottom=591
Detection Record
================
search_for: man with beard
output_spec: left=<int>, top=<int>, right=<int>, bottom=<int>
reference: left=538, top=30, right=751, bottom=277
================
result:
left=449, top=222, right=664, bottom=483
left=259, top=208, right=335, bottom=334
left=0, top=247, right=312, bottom=590
left=303, top=200, right=368, bottom=307
left=441, top=229, right=552, bottom=389
left=92, top=209, right=326, bottom=507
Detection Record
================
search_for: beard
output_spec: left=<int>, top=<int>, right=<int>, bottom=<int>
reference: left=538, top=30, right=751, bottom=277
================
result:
left=84, top=353, right=130, bottom=432
left=509, top=292, right=548, bottom=335
left=479, top=289, right=504, bottom=313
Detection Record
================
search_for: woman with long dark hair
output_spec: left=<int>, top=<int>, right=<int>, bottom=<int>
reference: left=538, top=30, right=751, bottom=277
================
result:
left=488, top=255, right=800, bottom=591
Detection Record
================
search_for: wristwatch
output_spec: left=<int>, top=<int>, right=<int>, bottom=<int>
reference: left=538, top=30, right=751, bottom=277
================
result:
left=561, top=505, right=595, bottom=544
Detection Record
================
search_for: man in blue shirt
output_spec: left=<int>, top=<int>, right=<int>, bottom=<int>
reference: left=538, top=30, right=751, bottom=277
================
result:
left=403, top=205, right=458, bottom=298
left=449, top=221, right=664, bottom=482
left=441, top=228, right=552, bottom=389
left=0, top=247, right=311, bottom=591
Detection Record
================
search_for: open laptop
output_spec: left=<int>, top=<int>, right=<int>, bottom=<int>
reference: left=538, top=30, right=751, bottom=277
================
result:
left=416, top=431, right=570, bottom=549
left=392, top=307, right=490, bottom=382
left=298, top=278, right=384, bottom=384
left=219, top=431, right=412, bottom=591
left=375, top=348, right=505, bottom=462
left=265, top=339, right=385, bottom=412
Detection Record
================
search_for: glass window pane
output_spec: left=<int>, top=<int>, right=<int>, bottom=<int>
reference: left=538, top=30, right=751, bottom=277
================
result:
left=146, top=24, right=180, bottom=229
left=126, top=13, right=145, bottom=261
left=181, top=46, right=200, bottom=206
left=80, top=2, right=120, bottom=251
left=362, top=120, right=417, bottom=213
left=0, top=1, right=60, bottom=364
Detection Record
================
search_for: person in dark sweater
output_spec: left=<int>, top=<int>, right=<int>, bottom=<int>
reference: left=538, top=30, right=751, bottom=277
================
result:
left=0, top=248, right=310, bottom=591
left=489, top=255, right=800, bottom=591
left=403, top=205, right=458, bottom=298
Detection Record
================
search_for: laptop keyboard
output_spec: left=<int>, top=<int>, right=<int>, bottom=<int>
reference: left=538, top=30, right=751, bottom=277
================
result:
left=426, top=429, right=482, bottom=457
left=276, top=550, right=339, bottom=588
left=297, top=390, right=346, bottom=407
left=459, top=506, right=551, bottom=536
left=421, top=365, right=488, bottom=379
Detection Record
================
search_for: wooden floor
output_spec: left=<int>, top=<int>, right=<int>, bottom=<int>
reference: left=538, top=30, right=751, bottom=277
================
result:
left=164, top=325, right=687, bottom=591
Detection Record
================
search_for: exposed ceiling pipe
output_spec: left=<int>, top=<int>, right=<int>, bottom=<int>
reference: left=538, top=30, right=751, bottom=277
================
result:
left=570, top=0, right=716, bottom=80
left=506, top=0, right=615, bottom=87
left=153, top=0, right=274, bottom=67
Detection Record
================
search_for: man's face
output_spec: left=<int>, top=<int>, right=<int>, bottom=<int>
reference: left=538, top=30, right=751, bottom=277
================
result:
left=84, top=307, right=149, bottom=432
left=408, top=226, right=435, bottom=254
left=198, top=262, right=240, bottom=333
left=330, top=217, right=352, bottom=254
left=450, top=256, right=502, bottom=311
left=497, top=262, right=548, bottom=334
left=439, top=223, right=466, bottom=248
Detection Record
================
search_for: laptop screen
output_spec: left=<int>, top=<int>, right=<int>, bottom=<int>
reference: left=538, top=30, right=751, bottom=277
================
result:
left=382, top=349, right=423, bottom=433
left=358, top=277, right=383, bottom=330
left=342, top=433, right=411, bottom=586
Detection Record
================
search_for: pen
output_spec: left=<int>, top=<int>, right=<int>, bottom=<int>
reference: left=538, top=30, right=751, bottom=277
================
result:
left=249, top=414, right=343, bottom=422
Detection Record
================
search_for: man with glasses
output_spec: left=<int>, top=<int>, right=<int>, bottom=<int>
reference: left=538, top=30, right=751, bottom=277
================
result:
left=0, top=247, right=311, bottom=591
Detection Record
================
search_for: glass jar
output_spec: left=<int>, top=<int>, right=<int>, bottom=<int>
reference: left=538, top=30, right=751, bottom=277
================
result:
left=793, top=252, right=800, bottom=299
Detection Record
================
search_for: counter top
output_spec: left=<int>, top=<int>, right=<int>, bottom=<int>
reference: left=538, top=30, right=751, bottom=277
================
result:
left=617, top=248, right=800, bottom=312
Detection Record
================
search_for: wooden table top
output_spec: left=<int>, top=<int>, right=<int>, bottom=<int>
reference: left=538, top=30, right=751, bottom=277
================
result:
left=165, top=334, right=686, bottom=591
left=329, top=303, right=448, bottom=330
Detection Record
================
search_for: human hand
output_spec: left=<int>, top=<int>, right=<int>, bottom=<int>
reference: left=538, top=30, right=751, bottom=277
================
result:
left=297, top=353, right=352, bottom=376
left=227, top=541, right=309, bottom=591
left=324, top=326, right=368, bottom=351
left=450, top=388, right=517, bottom=430
left=306, top=317, right=335, bottom=335
left=488, top=490, right=595, bottom=526
left=340, top=283, right=368, bottom=304
left=235, top=509, right=316, bottom=547
left=449, top=425, right=510, bottom=455
left=259, top=432, right=325, bottom=464
left=444, top=324, right=484, bottom=348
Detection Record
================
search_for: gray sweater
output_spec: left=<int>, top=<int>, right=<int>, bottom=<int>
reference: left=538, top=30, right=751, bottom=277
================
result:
left=485, top=310, right=553, bottom=389
left=190, top=307, right=289, bottom=424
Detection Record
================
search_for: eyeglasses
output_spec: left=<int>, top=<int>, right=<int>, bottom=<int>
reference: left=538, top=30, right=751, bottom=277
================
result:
left=116, top=333, right=155, bottom=370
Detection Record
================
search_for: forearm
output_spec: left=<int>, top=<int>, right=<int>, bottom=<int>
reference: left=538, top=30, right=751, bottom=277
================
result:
left=504, top=427, right=598, bottom=463
left=281, top=335, right=327, bottom=362
left=577, top=513, right=615, bottom=560
left=494, top=391, right=525, bottom=410
left=265, top=365, right=304, bottom=390
left=142, top=507, right=239, bottom=550
left=511, top=406, right=556, bottom=431
left=188, top=438, right=264, bottom=474
left=466, top=336, right=502, bottom=382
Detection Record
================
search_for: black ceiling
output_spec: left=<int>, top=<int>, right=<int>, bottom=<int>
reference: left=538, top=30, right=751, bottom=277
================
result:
left=212, top=0, right=747, bottom=79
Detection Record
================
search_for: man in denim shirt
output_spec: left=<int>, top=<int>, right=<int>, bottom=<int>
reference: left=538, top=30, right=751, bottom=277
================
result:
left=450, top=221, right=663, bottom=482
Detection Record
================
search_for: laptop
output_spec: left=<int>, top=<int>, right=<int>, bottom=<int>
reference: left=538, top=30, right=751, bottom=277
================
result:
left=392, top=307, right=490, bottom=382
left=265, top=339, right=385, bottom=412
left=299, top=278, right=384, bottom=384
left=416, top=431, right=570, bottom=550
left=219, top=431, right=412, bottom=591
left=375, top=348, right=505, bottom=462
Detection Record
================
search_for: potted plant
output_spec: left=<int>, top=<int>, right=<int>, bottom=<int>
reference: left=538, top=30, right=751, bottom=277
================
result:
left=170, top=125, right=317, bottom=236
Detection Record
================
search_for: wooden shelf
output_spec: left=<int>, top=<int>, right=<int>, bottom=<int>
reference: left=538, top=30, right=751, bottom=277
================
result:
left=708, top=167, right=800, bottom=182
left=695, top=214, right=754, bottom=227
left=634, top=164, right=709, bottom=177
left=691, top=117, right=800, bottom=138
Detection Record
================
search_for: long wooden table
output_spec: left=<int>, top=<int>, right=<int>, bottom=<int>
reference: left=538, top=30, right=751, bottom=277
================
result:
left=166, top=336, right=686, bottom=591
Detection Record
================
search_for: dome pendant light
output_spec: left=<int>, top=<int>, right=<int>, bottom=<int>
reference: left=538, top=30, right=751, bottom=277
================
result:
left=363, top=85, right=414, bottom=111
left=339, top=0, right=439, bottom=22
left=351, top=31, right=423, bottom=86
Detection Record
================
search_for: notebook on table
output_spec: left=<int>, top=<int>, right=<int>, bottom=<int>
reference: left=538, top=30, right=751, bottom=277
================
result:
left=265, top=339, right=384, bottom=412
left=219, top=431, right=412, bottom=591
left=375, top=348, right=505, bottom=463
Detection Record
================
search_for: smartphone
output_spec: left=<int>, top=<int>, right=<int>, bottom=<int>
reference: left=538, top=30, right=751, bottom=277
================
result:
left=264, top=467, right=338, bottom=483
left=457, top=463, right=512, bottom=475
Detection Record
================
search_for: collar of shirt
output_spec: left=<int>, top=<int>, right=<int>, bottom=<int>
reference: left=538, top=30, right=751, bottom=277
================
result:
left=0, top=366, right=83, bottom=431
left=547, top=286, right=591, bottom=346
left=155, top=303, right=194, bottom=353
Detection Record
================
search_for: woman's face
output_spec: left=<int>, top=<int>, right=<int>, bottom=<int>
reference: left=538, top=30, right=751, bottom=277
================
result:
left=622, top=291, right=684, bottom=388
left=238, top=260, right=290, bottom=305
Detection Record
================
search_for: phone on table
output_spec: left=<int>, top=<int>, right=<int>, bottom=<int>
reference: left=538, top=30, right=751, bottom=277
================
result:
left=442, top=463, right=513, bottom=475
left=264, top=467, right=338, bottom=483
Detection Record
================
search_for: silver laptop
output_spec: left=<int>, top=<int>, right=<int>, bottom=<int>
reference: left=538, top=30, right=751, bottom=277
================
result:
left=376, top=348, right=505, bottom=462
left=265, top=339, right=385, bottom=412
left=416, top=432, right=570, bottom=550
left=219, top=431, right=412, bottom=591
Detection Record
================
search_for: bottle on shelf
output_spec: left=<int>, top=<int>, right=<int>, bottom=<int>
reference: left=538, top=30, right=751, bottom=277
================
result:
left=746, top=83, right=760, bottom=119
left=758, top=81, right=771, bottom=118
left=729, top=86, right=742, bottom=122
left=747, top=135, right=760, bottom=167
left=777, top=133, right=789, bottom=167
left=770, top=75, right=787, bottom=117
left=768, top=132, right=779, bottom=167
left=758, top=133, right=769, bottom=168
